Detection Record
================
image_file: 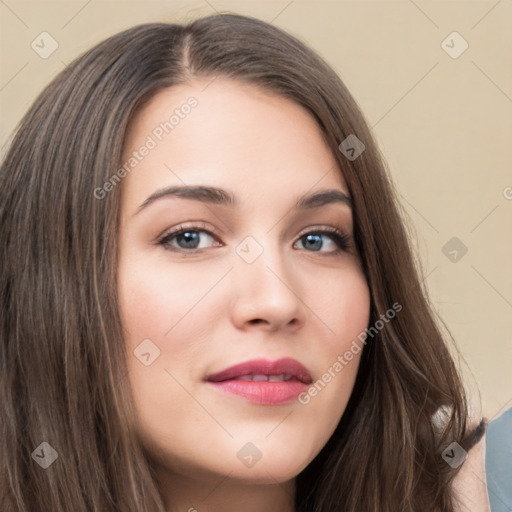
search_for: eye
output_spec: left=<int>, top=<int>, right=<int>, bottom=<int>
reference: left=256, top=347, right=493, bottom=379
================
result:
left=157, top=224, right=351, bottom=254
left=294, top=228, right=351, bottom=254
left=158, top=224, right=221, bottom=252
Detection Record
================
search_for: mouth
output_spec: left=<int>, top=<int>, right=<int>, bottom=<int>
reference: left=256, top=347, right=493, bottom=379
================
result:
left=204, top=358, right=313, bottom=405
left=205, top=357, right=313, bottom=384
left=221, top=374, right=299, bottom=382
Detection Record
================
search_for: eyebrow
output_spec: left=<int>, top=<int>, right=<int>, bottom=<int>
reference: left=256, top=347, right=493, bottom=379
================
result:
left=134, top=185, right=352, bottom=215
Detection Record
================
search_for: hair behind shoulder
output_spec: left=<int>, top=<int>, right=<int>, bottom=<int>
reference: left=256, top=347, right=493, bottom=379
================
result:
left=0, top=13, right=483, bottom=512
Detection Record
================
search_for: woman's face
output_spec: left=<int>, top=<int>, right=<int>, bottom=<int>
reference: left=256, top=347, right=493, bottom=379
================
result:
left=118, top=78, right=370, bottom=487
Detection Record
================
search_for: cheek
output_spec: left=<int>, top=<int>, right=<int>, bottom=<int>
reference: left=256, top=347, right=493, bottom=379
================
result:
left=117, top=254, right=232, bottom=402
left=118, top=258, right=223, bottom=448
left=318, top=263, right=371, bottom=352
left=118, top=256, right=224, bottom=344
left=117, top=255, right=220, bottom=409
left=299, top=265, right=370, bottom=427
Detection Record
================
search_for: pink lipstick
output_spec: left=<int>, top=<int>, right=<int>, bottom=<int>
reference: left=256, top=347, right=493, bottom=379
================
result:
left=204, top=358, right=312, bottom=405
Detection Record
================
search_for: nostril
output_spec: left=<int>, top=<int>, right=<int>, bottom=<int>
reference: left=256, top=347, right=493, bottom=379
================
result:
left=248, top=318, right=266, bottom=325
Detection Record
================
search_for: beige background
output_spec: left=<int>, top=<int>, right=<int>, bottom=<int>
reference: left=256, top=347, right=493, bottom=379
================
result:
left=1, top=0, right=511, bottom=421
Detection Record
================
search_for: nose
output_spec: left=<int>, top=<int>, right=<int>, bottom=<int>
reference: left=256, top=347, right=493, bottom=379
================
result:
left=229, top=241, right=306, bottom=333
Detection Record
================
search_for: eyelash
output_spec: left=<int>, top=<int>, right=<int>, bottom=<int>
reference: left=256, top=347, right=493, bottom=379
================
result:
left=157, top=223, right=351, bottom=255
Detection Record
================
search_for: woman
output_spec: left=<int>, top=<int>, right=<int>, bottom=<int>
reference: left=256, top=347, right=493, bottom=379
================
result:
left=0, top=13, right=489, bottom=512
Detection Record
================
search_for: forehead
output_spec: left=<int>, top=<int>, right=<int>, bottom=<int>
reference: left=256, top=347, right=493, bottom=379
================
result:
left=120, top=78, right=348, bottom=209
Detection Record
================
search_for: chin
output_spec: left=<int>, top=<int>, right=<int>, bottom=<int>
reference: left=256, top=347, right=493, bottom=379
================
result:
left=226, top=447, right=315, bottom=484
left=228, top=465, right=303, bottom=485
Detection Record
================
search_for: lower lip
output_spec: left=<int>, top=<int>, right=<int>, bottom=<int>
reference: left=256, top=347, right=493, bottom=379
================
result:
left=206, top=380, right=309, bottom=405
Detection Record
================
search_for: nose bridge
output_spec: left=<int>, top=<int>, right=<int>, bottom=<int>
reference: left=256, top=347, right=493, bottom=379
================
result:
left=230, top=233, right=304, bottom=329
left=234, top=233, right=290, bottom=288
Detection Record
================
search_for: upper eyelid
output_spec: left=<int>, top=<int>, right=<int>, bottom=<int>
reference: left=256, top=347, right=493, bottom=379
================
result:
left=160, top=222, right=219, bottom=240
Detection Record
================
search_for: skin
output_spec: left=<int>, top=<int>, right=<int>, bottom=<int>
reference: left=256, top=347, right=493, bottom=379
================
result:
left=453, top=436, right=490, bottom=512
left=452, top=403, right=491, bottom=512
left=117, top=77, right=371, bottom=512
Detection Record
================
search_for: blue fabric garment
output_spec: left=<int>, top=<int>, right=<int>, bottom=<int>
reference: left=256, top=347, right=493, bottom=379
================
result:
left=486, top=407, right=512, bottom=512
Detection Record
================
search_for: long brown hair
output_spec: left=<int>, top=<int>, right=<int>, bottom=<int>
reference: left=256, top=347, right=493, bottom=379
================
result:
left=0, top=13, right=484, bottom=512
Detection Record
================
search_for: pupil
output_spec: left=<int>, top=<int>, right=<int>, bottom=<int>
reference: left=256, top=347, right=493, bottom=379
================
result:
left=178, top=231, right=200, bottom=248
left=304, top=234, right=322, bottom=251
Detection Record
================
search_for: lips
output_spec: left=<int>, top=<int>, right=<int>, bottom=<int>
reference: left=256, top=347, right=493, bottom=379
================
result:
left=204, top=358, right=313, bottom=405
left=205, top=358, right=313, bottom=384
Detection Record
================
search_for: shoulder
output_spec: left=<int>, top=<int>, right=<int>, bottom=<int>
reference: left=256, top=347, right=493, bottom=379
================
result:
left=451, top=420, right=491, bottom=512
left=485, top=408, right=512, bottom=512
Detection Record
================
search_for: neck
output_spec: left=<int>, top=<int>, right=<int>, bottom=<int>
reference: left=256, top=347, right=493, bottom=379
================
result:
left=155, top=466, right=296, bottom=512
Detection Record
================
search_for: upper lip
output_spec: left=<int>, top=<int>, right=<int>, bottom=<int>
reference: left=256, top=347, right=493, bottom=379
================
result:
left=205, top=358, right=313, bottom=384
